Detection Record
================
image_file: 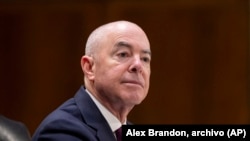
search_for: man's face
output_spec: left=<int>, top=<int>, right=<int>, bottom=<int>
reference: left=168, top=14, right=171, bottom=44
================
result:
left=93, top=25, right=151, bottom=106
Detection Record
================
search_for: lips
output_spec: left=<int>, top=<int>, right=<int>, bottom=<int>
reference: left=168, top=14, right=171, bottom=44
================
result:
left=122, top=80, right=144, bottom=88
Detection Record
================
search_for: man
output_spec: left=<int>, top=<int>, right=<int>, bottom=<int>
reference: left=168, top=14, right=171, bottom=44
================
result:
left=32, top=20, right=151, bottom=141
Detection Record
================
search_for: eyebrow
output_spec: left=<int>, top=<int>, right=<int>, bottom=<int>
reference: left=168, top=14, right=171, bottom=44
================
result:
left=114, top=41, right=151, bottom=56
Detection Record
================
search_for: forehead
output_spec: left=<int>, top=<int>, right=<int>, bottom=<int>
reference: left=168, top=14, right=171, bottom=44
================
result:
left=114, top=40, right=151, bottom=57
left=92, top=21, right=150, bottom=56
left=107, top=25, right=150, bottom=49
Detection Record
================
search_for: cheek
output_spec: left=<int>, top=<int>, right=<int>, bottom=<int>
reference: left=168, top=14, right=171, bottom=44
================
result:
left=144, top=69, right=151, bottom=81
left=144, top=72, right=151, bottom=91
left=95, top=64, right=125, bottom=81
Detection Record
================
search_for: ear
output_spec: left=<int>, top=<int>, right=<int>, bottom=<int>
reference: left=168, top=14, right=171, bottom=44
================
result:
left=80, top=55, right=95, bottom=80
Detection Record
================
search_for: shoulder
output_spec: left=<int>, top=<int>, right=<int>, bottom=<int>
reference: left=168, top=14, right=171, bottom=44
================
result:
left=31, top=102, right=97, bottom=141
left=32, top=86, right=101, bottom=141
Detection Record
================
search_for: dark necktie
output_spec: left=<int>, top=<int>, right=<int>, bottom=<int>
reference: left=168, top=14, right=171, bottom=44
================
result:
left=115, top=127, right=122, bottom=141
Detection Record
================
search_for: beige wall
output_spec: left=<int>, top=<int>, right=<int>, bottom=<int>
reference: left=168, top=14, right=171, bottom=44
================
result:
left=0, top=0, right=249, bottom=134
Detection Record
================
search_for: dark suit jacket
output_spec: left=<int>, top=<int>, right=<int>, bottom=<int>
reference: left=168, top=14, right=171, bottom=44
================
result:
left=32, top=86, right=118, bottom=141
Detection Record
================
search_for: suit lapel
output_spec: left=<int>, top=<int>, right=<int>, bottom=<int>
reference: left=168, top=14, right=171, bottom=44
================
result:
left=74, top=86, right=116, bottom=141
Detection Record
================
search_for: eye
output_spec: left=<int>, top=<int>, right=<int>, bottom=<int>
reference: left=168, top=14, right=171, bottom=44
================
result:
left=118, top=52, right=129, bottom=58
left=142, top=57, right=151, bottom=63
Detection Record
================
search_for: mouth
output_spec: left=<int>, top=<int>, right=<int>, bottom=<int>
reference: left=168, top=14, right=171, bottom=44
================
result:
left=122, top=80, right=143, bottom=88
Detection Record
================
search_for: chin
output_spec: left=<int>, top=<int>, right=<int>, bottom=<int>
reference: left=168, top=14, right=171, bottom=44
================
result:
left=125, top=94, right=146, bottom=105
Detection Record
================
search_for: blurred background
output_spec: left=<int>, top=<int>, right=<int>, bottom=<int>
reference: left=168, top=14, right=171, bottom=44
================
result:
left=0, top=0, right=249, bottom=135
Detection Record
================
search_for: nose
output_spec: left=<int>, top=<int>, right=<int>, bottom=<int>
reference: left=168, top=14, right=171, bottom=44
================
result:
left=128, top=56, right=142, bottom=73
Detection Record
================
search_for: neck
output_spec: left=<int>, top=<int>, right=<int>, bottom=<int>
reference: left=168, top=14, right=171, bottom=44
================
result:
left=84, top=82, right=133, bottom=123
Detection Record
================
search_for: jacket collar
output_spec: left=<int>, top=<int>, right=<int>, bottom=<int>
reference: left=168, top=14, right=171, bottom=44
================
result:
left=74, top=86, right=117, bottom=141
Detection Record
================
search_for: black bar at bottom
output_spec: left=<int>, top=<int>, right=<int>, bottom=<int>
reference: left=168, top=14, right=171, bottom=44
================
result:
left=122, top=124, right=250, bottom=141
